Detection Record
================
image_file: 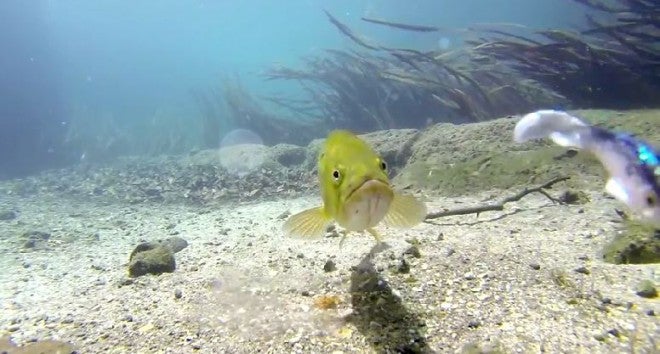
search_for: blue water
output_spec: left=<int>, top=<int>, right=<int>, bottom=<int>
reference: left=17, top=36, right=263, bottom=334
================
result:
left=0, top=0, right=588, bottom=177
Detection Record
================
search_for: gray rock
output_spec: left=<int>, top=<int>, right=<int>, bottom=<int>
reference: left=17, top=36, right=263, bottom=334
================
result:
left=20, top=231, right=51, bottom=250
left=323, top=260, right=336, bottom=272
left=269, top=144, right=307, bottom=167
left=0, top=210, right=17, bottom=221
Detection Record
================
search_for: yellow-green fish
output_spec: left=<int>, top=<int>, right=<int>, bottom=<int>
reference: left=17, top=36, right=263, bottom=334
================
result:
left=283, top=130, right=427, bottom=243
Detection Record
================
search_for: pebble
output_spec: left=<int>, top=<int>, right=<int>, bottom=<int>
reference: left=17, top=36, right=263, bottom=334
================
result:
left=467, top=320, right=480, bottom=328
left=574, top=266, right=590, bottom=275
left=397, top=259, right=410, bottom=274
left=323, top=260, right=336, bottom=272
left=403, top=245, right=421, bottom=258
left=174, top=289, right=183, bottom=299
left=529, top=263, right=541, bottom=270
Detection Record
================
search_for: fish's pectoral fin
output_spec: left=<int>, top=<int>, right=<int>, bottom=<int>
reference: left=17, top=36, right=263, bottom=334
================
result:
left=366, top=228, right=383, bottom=243
left=383, top=193, right=427, bottom=228
left=605, top=178, right=629, bottom=204
left=282, top=206, right=331, bottom=239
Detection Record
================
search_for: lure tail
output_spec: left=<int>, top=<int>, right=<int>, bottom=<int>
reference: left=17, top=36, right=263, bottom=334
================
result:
left=514, top=110, right=591, bottom=149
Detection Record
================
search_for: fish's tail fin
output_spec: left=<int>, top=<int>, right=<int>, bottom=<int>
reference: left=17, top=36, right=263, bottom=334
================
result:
left=514, top=110, right=591, bottom=149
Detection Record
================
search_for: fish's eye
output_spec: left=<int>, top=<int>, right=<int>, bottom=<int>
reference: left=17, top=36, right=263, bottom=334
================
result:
left=380, top=160, right=387, bottom=171
left=332, top=170, right=340, bottom=181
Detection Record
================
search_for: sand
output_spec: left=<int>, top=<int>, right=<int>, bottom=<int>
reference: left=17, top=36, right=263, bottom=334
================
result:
left=0, top=184, right=658, bottom=353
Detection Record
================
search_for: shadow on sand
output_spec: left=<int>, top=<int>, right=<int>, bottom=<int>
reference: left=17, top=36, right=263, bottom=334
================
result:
left=347, top=243, right=433, bottom=354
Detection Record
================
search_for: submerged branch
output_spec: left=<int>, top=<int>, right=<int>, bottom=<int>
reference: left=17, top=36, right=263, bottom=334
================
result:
left=425, top=176, right=570, bottom=220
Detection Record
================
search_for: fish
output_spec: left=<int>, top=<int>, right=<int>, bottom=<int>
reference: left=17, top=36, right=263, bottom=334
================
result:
left=283, top=130, right=427, bottom=243
left=514, top=110, right=660, bottom=225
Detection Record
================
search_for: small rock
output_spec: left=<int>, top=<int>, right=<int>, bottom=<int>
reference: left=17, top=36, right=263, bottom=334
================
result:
left=559, top=190, right=589, bottom=205
left=277, top=211, right=290, bottom=220
left=467, top=320, right=480, bottom=328
left=635, top=280, right=657, bottom=298
left=301, top=290, right=311, bottom=297
left=574, top=266, right=590, bottom=275
left=323, top=260, right=336, bottom=272
left=0, top=210, right=17, bottom=221
left=397, top=259, right=410, bottom=274
left=403, top=245, right=421, bottom=258
left=118, top=278, right=134, bottom=287
left=174, top=289, right=183, bottom=299
left=464, top=272, right=475, bottom=280
left=529, top=263, right=541, bottom=270
left=646, top=309, right=655, bottom=316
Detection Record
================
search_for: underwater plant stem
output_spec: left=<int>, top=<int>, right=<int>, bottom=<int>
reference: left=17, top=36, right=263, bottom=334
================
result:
left=425, top=176, right=570, bottom=220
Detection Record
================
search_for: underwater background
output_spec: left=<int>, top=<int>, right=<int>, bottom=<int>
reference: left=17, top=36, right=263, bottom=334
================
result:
left=1, top=0, right=597, bottom=178
left=1, top=1, right=659, bottom=353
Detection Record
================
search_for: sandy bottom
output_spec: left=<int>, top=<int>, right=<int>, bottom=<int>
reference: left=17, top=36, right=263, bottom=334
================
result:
left=0, top=186, right=658, bottom=353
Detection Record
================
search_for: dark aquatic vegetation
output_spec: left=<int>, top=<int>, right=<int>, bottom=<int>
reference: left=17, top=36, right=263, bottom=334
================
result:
left=472, top=0, right=660, bottom=109
left=266, top=11, right=561, bottom=131
left=515, top=110, right=660, bottom=225
left=360, top=16, right=439, bottom=32
left=323, top=10, right=380, bottom=51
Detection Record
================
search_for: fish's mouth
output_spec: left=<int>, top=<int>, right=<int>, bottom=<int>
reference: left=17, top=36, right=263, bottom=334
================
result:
left=346, top=179, right=391, bottom=201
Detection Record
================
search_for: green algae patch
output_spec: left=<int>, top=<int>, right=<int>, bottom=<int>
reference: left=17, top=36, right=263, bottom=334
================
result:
left=398, top=146, right=602, bottom=196
left=602, top=221, right=660, bottom=264
left=574, top=109, right=660, bottom=137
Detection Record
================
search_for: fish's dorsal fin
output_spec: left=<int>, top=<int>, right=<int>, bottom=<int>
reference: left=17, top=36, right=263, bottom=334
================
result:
left=383, top=193, right=427, bottom=228
left=282, top=206, right=331, bottom=239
